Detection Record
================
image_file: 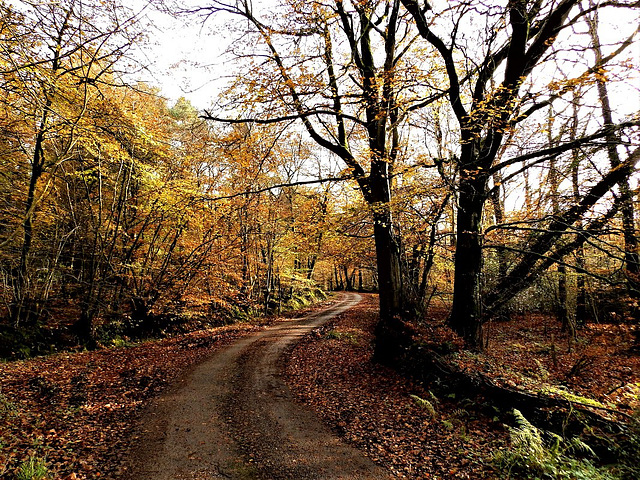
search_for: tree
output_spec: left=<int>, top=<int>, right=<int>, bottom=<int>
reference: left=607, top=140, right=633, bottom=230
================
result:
left=192, top=0, right=447, bottom=360
left=0, top=0, right=141, bottom=326
left=584, top=2, right=640, bottom=288
left=401, top=0, right=640, bottom=348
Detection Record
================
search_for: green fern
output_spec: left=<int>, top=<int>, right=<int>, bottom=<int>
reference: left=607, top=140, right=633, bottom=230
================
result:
left=410, top=394, right=437, bottom=419
left=441, top=419, right=455, bottom=431
left=494, top=409, right=615, bottom=480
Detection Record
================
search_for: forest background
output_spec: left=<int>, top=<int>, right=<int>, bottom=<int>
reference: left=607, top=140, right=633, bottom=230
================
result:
left=1, top=0, right=639, bottom=355
left=1, top=0, right=640, bottom=478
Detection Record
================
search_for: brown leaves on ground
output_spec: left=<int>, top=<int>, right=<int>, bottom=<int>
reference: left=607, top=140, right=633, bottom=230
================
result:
left=0, top=324, right=259, bottom=480
left=3, top=295, right=637, bottom=479
left=286, top=295, right=640, bottom=478
left=459, top=312, right=640, bottom=416
left=286, top=294, right=506, bottom=479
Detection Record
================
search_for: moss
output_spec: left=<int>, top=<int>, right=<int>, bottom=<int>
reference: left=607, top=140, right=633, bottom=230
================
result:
left=541, top=387, right=607, bottom=409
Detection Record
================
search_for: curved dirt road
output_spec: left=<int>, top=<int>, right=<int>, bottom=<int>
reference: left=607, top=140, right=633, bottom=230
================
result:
left=123, top=293, right=392, bottom=480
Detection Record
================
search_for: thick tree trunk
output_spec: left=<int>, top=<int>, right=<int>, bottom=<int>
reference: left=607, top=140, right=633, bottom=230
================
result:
left=373, top=215, right=403, bottom=319
left=371, top=204, right=406, bottom=363
left=448, top=159, right=490, bottom=349
left=449, top=191, right=485, bottom=349
left=372, top=232, right=407, bottom=362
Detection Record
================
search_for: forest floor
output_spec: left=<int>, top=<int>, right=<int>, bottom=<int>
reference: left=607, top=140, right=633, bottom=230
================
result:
left=459, top=309, right=640, bottom=416
left=286, top=295, right=640, bottom=478
left=0, top=294, right=638, bottom=479
left=286, top=295, right=505, bottom=479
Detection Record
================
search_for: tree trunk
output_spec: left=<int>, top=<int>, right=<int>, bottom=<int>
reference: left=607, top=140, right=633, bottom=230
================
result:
left=74, top=301, right=98, bottom=348
left=343, top=265, right=353, bottom=291
left=575, top=250, right=588, bottom=326
left=490, top=172, right=508, bottom=282
left=374, top=215, right=403, bottom=316
left=557, top=264, right=571, bottom=333
left=448, top=174, right=486, bottom=349
left=586, top=7, right=639, bottom=287
left=333, top=264, right=342, bottom=290
left=10, top=5, right=71, bottom=326
left=306, top=254, right=317, bottom=280
left=372, top=208, right=407, bottom=363
left=12, top=120, right=47, bottom=326
left=548, top=145, right=571, bottom=331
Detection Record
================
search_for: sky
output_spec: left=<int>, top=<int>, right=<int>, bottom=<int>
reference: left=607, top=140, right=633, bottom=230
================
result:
left=133, top=1, right=233, bottom=109
left=136, top=0, right=639, bottom=116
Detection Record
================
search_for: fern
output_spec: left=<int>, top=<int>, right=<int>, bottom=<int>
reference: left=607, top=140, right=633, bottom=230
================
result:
left=410, top=394, right=437, bottom=419
left=441, top=419, right=455, bottom=431
left=494, top=409, right=615, bottom=480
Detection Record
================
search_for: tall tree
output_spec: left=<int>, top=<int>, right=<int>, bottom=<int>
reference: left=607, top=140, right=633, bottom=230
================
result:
left=402, top=0, right=640, bottom=348
left=194, top=0, right=445, bottom=360
left=584, top=3, right=640, bottom=289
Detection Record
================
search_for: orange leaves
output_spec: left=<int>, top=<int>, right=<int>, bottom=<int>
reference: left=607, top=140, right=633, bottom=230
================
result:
left=547, top=67, right=609, bottom=94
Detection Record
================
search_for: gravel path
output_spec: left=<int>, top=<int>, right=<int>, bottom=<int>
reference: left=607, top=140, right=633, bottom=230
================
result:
left=122, top=293, right=392, bottom=479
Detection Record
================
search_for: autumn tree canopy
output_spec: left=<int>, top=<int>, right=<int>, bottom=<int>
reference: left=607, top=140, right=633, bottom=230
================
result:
left=185, top=0, right=640, bottom=350
left=1, top=0, right=639, bottom=356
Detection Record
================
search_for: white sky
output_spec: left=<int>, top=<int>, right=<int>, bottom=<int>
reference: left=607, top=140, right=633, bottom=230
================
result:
left=133, top=1, right=233, bottom=109
left=136, top=1, right=639, bottom=116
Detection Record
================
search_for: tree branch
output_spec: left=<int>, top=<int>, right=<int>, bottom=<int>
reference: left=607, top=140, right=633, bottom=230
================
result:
left=201, top=175, right=355, bottom=202
left=489, top=121, right=640, bottom=175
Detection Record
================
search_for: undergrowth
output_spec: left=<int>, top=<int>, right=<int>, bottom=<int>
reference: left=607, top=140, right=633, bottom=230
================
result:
left=2, top=286, right=327, bottom=361
left=16, top=456, right=48, bottom=480
left=610, top=410, right=640, bottom=480
left=494, top=409, right=617, bottom=480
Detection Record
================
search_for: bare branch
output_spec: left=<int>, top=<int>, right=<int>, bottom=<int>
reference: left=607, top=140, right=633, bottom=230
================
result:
left=489, top=121, right=640, bottom=175
left=200, top=175, right=355, bottom=202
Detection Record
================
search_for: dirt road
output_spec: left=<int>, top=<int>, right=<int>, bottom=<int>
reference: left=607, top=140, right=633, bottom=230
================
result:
left=122, top=293, right=392, bottom=479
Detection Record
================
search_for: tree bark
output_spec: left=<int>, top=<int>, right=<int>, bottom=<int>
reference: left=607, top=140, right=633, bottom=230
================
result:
left=586, top=7, right=640, bottom=287
left=449, top=172, right=486, bottom=348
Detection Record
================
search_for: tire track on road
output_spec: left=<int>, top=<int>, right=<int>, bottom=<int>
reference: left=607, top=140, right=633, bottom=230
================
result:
left=123, top=293, right=392, bottom=480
